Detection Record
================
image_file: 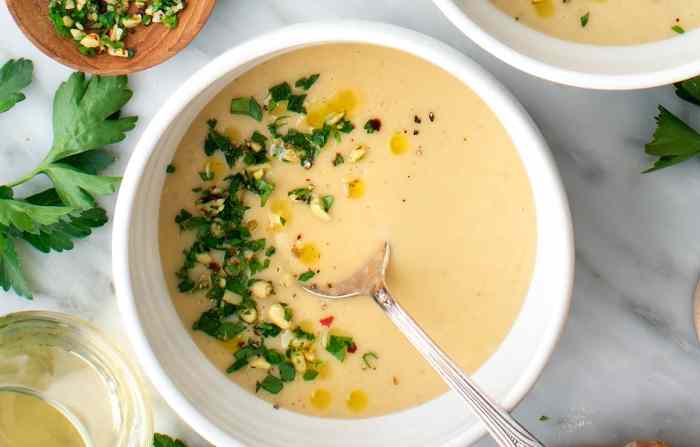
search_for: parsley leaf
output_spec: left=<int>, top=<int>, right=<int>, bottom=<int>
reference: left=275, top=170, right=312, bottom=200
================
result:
left=47, top=73, right=137, bottom=163
left=644, top=106, right=700, bottom=172
left=326, top=334, right=355, bottom=361
left=0, top=59, right=33, bottom=113
left=298, top=270, right=315, bottom=282
left=153, top=433, right=188, bottom=447
left=231, top=97, right=263, bottom=122
left=675, top=77, right=700, bottom=106
left=257, top=374, right=284, bottom=394
left=0, top=232, right=31, bottom=298
left=580, top=12, right=590, bottom=28
left=295, top=74, right=320, bottom=90
left=279, top=361, right=296, bottom=382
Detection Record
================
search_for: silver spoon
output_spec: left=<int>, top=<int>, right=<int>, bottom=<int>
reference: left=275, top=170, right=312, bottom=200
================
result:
left=302, top=242, right=545, bottom=447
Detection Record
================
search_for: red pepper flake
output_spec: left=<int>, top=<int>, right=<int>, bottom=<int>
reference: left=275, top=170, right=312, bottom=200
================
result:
left=319, top=316, right=334, bottom=327
left=209, top=262, right=221, bottom=272
left=347, top=342, right=358, bottom=354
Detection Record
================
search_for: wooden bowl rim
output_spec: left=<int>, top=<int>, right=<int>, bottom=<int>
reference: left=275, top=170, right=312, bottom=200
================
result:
left=6, top=0, right=216, bottom=75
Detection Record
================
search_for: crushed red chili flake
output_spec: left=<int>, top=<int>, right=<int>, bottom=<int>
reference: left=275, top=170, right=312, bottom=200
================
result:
left=319, top=316, right=334, bottom=327
left=347, top=342, right=358, bottom=354
left=209, top=262, right=221, bottom=272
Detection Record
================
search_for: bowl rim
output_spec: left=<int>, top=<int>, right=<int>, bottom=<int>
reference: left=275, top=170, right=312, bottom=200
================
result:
left=432, top=0, right=700, bottom=90
left=113, top=20, right=574, bottom=447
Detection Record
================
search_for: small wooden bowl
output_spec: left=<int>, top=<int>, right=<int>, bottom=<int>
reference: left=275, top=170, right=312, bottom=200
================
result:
left=7, top=0, right=216, bottom=75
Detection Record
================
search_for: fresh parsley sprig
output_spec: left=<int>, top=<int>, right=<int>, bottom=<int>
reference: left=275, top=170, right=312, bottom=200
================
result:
left=153, top=433, right=188, bottom=447
left=644, top=77, right=700, bottom=172
left=0, top=59, right=137, bottom=298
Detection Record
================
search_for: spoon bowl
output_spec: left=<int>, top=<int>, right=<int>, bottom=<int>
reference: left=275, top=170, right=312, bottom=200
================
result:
left=6, top=0, right=216, bottom=75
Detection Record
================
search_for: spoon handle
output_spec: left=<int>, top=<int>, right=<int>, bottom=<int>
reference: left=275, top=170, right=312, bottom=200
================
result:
left=372, top=285, right=545, bottom=447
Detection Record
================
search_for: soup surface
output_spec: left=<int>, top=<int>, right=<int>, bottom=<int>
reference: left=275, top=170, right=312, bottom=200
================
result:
left=490, top=0, right=700, bottom=45
left=159, top=44, right=536, bottom=418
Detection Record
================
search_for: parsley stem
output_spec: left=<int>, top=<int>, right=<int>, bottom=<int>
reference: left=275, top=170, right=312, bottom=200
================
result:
left=5, top=168, right=40, bottom=189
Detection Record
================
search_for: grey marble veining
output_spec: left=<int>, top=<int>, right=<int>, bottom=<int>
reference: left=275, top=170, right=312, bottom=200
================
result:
left=2, top=1, right=700, bottom=446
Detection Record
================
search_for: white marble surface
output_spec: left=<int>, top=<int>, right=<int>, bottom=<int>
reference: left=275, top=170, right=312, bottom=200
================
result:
left=2, top=1, right=700, bottom=446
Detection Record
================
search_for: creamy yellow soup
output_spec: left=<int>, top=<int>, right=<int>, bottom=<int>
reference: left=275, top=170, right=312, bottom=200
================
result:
left=159, top=44, right=536, bottom=418
left=490, top=0, right=700, bottom=45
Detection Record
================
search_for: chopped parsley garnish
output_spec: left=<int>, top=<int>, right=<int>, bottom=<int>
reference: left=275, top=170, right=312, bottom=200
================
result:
left=48, top=0, right=186, bottom=58
left=0, top=59, right=32, bottom=113
left=364, top=118, right=382, bottom=134
left=295, top=74, right=320, bottom=90
left=166, top=164, right=176, bottom=174
left=257, top=374, right=284, bottom=394
left=298, top=270, right=316, bottom=282
left=333, top=153, right=345, bottom=166
left=154, top=433, right=189, bottom=447
left=293, top=326, right=316, bottom=341
left=303, top=370, right=319, bottom=381
left=539, top=415, right=550, bottom=422
left=230, top=97, right=263, bottom=122
left=172, top=73, right=375, bottom=397
left=278, top=361, right=296, bottom=382
left=580, top=12, right=590, bottom=28
left=321, top=195, right=334, bottom=212
left=326, top=335, right=355, bottom=361
left=288, top=187, right=314, bottom=204
left=672, top=25, right=685, bottom=34
left=255, top=322, right=282, bottom=337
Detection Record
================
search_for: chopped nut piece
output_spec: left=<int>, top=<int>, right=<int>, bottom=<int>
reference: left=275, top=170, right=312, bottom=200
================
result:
left=250, top=357, right=271, bottom=370
left=348, top=145, right=367, bottom=163
left=268, top=303, right=291, bottom=329
left=240, top=308, right=258, bottom=323
left=251, top=280, right=273, bottom=299
left=309, top=196, right=331, bottom=221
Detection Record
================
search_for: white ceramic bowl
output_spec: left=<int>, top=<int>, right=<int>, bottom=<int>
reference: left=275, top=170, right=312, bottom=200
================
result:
left=433, top=0, right=700, bottom=90
left=113, top=21, right=574, bottom=447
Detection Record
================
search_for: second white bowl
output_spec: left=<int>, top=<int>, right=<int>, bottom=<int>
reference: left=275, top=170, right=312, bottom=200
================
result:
left=434, top=0, right=700, bottom=90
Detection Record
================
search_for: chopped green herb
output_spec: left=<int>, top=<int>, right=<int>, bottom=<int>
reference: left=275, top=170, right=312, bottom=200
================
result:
left=287, top=94, right=307, bottom=114
left=293, top=326, right=316, bottom=341
left=321, top=195, right=334, bottom=212
left=539, top=415, right=549, bottom=422
left=153, top=433, right=188, bottom=447
left=264, top=348, right=284, bottom=365
left=279, top=361, right=296, bottom=382
left=298, top=270, right=316, bottom=282
left=269, top=82, right=292, bottom=102
left=303, top=370, right=319, bottom=381
left=326, top=334, right=355, bottom=362
left=362, top=351, right=379, bottom=370
left=255, top=322, right=282, bottom=337
left=166, top=164, right=176, bottom=174
left=364, top=118, right=381, bottom=134
left=295, top=74, right=320, bottom=90
left=265, top=246, right=276, bottom=257
left=673, top=25, right=685, bottom=34
left=288, top=187, right=314, bottom=204
left=257, top=374, right=284, bottom=394
left=332, top=153, right=345, bottom=166
left=230, top=97, right=263, bottom=122
left=580, top=12, right=590, bottom=28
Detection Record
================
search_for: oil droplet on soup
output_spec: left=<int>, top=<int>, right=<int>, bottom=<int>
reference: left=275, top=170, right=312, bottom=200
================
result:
left=345, top=178, right=365, bottom=199
left=219, top=337, right=241, bottom=353
left=533, top=0, right=554, bottom=18
left=293, top=242, right=320, bottom=266
left=390, top=132, right=410, bottom=155
left=270, top=199, right=292, bottom=230
left=224, top=127, right=240, bottom=142
left=203, top=157, right=227, bottom=181
left=306, top=90, right=358, bottom=128
left=318, top=363, right=332, bottom=380
left=310, top=388, right=332, bottom=410
left=346, top=390, right=368, bottom=413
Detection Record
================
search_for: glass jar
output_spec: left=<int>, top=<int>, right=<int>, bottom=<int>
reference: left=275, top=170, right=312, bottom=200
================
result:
left=0, top=311, right=152, bottom=447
